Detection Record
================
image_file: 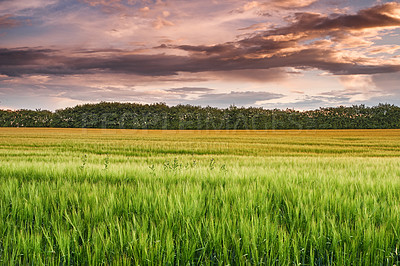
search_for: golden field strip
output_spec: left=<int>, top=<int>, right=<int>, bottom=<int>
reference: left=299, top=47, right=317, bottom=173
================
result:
left=0, top=128, right=400, bottom=264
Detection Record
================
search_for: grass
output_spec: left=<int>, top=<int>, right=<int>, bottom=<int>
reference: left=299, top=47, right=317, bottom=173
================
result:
left=0, top=128, right=400, bottom=264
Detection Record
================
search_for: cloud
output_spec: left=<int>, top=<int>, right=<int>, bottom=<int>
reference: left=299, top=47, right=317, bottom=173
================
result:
left=208, top=68, right=291, bottom=82
left=256, top=95, right=339, bottom=110
left=1, top=44, right=399, bottom=80
left=372, top=72, right=400, bottom=92
left=0, top=79, right=164, bottom=103
left=152, top=16, right=174, bottom=29
left=371, top=72, right=400, bottom=104
left=0, top=73, right=285, bottom=108
left=80, top=0, right=130, bottom=13
left=338, top=75, right=376, bottom=90
left=269, top=0, right=318, bottom=9
left=3, top=0, right=400, bottom=111
left=367, top=45, right=400, bottom=55
left=321, top=89, right=377, bottom=103
left=238, top=22, right=271, bottom=31
left=1, top=3, right=400, bottom=79
left=167, top=2, right=400, bottom=74
left=0, top=0, right=59, bottom=16
left=166, top=87, right=214, bottom=93
left=192, top=91, right=284, bottom=107
left=272, top=2, right=400, bottom=36
left=81, top=0, right=122, bottom=7
left=163, top=87, right=215, bottom=100
left=233, top=0, right=318, bottom=14
left=0, top=14, right=21, bottom=29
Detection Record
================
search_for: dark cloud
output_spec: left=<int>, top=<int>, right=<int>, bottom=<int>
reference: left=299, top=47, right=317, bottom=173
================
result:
left=0, top=48, right=187, bottom=76
left=209, top=68, right=291, bottom=82
left=0, top=45, right=399, bottom=79
left=174, top=44, right=237, bottom=56
left=271, top=2, right=400, bottom=36
left=1, top=3, right=400, bottom=78
left=66, top=53, right=189, bottom=76
left=234, top=2, right=400, bottom=55
left=0, top=48, right=55, bottom=63
left=159, top=3, right=400, bottom=75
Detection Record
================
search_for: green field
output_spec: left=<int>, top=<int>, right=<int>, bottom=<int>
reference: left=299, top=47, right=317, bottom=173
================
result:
left=1, top=128, right=400, bottom=265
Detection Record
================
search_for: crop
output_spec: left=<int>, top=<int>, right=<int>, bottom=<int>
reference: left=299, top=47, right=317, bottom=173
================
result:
left=0, top=128, right=400, bottom=264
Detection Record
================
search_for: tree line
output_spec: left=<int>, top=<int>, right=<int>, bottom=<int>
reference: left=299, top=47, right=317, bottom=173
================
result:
left=1, top=102, right=399, bottom=129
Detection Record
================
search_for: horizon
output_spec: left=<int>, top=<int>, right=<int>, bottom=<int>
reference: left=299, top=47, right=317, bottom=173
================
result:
left=1, top=0, right=400, bottom=110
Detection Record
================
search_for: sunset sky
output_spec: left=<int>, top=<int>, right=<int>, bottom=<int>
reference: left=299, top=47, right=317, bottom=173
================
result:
left=1, top=0, right=400, bottom=110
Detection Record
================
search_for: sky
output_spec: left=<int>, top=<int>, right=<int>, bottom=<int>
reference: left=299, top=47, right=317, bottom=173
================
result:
left=1, top=0, right=400, bottom=110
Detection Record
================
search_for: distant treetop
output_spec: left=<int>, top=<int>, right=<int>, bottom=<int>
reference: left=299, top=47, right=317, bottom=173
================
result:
left=1, top=102, right=399, bottom=129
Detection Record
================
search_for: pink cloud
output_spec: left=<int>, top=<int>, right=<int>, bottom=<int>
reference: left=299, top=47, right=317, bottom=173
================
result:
left=0, top=14, right=21, bottom=29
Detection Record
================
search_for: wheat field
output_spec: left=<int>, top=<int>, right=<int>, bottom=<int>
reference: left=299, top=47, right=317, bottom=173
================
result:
left=1, top=128, right=400, bottom=264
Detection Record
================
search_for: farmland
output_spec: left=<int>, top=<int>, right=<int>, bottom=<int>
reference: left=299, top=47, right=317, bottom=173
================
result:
left=1, top=128, right=400, bottom=264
